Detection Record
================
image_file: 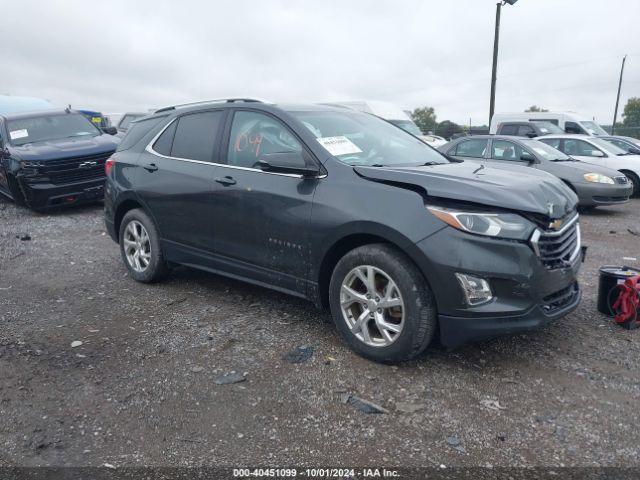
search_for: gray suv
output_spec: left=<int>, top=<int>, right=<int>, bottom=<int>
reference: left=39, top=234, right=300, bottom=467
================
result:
left=105, top=100, right=583, bottom=362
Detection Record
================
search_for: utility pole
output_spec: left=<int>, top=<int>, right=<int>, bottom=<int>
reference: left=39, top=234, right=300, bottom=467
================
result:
left=489, top=0, right=518, bottom=126
left=611, top=55, right=627, bottom=135
left=489, top=2, right=502, bottom=125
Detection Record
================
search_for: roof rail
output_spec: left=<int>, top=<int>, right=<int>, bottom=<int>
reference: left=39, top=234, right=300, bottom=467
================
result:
left=154, top=98, right=263, bottom=114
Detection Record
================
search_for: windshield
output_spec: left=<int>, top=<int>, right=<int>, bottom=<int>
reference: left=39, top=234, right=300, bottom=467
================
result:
left=591, top=137, right=627, bottom=155
left=521, top=139, right=570, bottom=161
left=389, top=120, right=423, bottom=137
left=581, top=121, right=608, bottom=136
left=291, top=110, right=448, bottom=167
left=7, top=113, right=100, bottom=146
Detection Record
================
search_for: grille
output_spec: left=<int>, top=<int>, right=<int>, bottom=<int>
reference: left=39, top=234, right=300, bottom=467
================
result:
left=542, top=282, right=579, bottom=314
left=30, top=151, right=112, bottom=185
left=615, top=176, right=629, bottom=185
left=532, top=213, right=580, bottom=270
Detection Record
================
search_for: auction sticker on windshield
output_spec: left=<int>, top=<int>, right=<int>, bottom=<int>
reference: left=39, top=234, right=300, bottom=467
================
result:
left=9, top=129, right=29, bottom=140
left=317, top=136, right=362, bottom=156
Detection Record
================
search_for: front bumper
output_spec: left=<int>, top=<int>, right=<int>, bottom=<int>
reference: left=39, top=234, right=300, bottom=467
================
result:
left=573, top=181, right=632, bottom=206
left=414, top=226, right=582, bottom=348
left=17, top=176, right=105, bottom=209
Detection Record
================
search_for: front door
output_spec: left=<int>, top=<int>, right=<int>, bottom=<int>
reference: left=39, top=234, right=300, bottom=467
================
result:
left=487, top=139, right=537, bottom=169
left=135, top=109, right=226, bottom=254
left=209, top=109, right=320, bottom=296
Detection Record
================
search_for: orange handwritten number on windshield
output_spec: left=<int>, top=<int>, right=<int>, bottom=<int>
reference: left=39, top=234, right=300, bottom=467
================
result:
left=235, top=133, right=262, bottom=157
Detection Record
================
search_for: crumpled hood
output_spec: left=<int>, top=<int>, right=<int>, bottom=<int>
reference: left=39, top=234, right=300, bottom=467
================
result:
left=9, top=135, right=118, bottom=162
left=354, top=161, right=578, bottom=219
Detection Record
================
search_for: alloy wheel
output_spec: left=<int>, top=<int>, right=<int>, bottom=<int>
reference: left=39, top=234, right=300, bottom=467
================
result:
left=339, top=265, right=405, bottom=347
left=123, top=220, right=151, bottom=272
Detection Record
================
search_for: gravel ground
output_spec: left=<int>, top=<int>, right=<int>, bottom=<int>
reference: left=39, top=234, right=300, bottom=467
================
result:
left=1, top=195, right=639, bottom=469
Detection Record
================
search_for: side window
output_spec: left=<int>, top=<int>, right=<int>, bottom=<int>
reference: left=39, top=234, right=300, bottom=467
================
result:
left=227, top=111, right=302, bottom=168
left=518, top=125, right=535, bottom=137
left=609, top=139, right=629, bottom=151
left=171, top=111, right=224, bottom=162
left=565, top=121, right=584, bottom=134
left=491, top=140, right=525, bottom=161
left=564, top=139, right=601, bottom=157
left=539, top=138, right=561, bottom=149
left=500, top=125, right=519, bottom=136
left=152, top=121, right=177, bottom=156
left=454, top=139, right=488, bottom=158
left=116, top=116, right=167, bottom=152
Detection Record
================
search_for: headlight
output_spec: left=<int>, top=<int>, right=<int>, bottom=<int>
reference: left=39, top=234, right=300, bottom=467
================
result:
left=426, top=206, right=535, bottom=240
left=583, top=173, right=614, bottom=184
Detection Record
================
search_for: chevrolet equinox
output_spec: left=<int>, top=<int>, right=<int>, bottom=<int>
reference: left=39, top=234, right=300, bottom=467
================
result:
left=105, top=99, right=582, bottom=362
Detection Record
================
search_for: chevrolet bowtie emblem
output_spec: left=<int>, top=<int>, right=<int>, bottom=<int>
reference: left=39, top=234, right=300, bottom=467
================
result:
left=549, top=219, right=563, bottom=230
left=78, top=161, right=97, bottom=169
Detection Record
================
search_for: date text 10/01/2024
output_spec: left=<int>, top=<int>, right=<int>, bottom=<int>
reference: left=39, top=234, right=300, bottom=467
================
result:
left=233, top=468, right=401, bottom=477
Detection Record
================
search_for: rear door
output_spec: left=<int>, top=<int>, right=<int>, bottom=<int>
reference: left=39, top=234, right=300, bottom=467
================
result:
left=208, top=109, right=320, bottom=295
left=136, top=109, right=226, bottom=254
left=446, top=138, right=489, bottom=162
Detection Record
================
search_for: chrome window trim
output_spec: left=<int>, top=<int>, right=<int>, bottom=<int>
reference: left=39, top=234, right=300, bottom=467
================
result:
left=144, top=116, right=325, bottom=179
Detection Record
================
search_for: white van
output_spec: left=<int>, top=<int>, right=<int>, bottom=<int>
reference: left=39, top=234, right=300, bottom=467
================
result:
left=490, top=112, right=608, bottom=136
left=321, top=101, right=447, bottom=147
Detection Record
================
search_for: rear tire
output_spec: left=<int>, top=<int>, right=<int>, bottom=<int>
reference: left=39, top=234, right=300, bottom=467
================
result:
left=328, top=244, right=437, bottom=363
left=119, top=209, right=168, bottom=283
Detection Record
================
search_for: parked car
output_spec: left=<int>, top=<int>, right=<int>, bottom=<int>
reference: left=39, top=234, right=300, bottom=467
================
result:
left=440, top=136, right=632, bottom=208
left=599, top=136, right=640, bottom=155
left=78, top=109, right=118, bottom=135
left=115, top=112, right=147, bottom=135
left=495, top=121, right=565, bottom=138
left=537, top=135, right=640, bottom=196
left=0, top=109, right=119, bottom=209
left=490, top=112, right=608, bottom=136
left=320, top=101, right=447, bottom=147
left=105, top=99, right=582, bottom=363
left=0, top=95, right=55, bottom=114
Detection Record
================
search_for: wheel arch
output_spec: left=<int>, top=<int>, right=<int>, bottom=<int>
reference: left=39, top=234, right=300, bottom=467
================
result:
left=314, top=224, right=434, bottom=310
left=113, top=197, right=145, bottom=242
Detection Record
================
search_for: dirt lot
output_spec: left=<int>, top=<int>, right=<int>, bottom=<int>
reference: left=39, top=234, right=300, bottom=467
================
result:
left=1, top=195, right=639, bottom=469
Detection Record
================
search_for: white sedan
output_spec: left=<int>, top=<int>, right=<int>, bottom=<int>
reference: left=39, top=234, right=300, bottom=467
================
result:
left=538, top=134, right=640, bottom=196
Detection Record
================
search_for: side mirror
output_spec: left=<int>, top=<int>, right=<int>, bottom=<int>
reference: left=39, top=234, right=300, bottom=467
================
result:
left=590, top=150, right=605, bottom=158
left=526, top=132, right=537, bottom=138
left=628, top=147, right=640, bottom=155
left=520, top=151, right=536, bottom=163
left=258, top=151, right=320, bottom=177
left=101, top=126, right=118, bottom=136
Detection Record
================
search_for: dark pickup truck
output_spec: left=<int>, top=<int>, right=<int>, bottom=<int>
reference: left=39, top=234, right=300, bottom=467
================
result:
left=0, top=109, right=119, bottom=209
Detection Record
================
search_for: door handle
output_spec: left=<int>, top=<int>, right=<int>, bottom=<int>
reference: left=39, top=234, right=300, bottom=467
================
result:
left=215, top=176, right=237, bottom=186
left=143, top=163, right=158, bottom=172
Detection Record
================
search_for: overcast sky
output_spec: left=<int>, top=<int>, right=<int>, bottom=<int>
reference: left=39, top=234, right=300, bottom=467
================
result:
left=3, top=0, right=639, bottom=126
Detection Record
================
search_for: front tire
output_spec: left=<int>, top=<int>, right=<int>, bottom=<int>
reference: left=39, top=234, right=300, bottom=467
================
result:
left=119, top=209, right=168, bottom=283
left=623, top=171, right=640, bottom=197
left=329, top=244, right=437, bottom=363
left=6, top=175, right=27, bottom=206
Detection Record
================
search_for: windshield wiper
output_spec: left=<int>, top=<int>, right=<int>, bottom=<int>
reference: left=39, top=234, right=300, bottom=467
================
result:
left=421, top=161, right=441, bottom=166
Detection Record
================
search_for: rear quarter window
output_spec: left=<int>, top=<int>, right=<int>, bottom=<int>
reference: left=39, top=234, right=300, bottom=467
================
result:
left=116, top=116, right=168, bottom=152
